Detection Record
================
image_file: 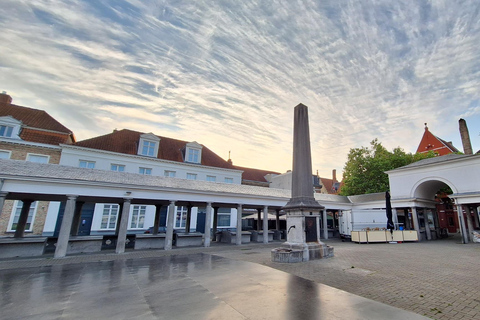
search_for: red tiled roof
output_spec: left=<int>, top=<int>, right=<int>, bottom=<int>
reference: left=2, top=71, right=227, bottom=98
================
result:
left=416, top=126, right=459, bottom=156
left=0, top=102, right=73, bottom=134
left=20, top=128, right=73, bottom=145
left=233, top=165, right=280, bottom=183
left=0, top=101, right=75, bottom=145
left=75, top=129, right=236, bottom=169
left=320, top=177, right=342, bottom=194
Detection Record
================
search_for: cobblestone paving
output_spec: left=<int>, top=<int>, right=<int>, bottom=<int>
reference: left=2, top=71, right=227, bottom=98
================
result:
left=1, top=236, right=478, bottom=320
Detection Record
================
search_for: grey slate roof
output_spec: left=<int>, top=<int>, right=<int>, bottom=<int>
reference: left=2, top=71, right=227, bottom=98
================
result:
left=391, top=154, right=470, bottom=170
left=0, top=159, right=290, bottom=199
left=348, top=192, right=386, bottom=203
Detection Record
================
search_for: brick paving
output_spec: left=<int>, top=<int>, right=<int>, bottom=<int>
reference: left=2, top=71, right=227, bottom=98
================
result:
left=0, top=236, right=478, bottom=320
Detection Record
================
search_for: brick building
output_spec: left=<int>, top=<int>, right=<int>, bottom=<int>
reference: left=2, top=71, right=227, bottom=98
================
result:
left=0, top=92, right=74, bottom=235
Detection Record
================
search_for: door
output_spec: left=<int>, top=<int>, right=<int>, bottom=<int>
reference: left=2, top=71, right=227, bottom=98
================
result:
left=77, top=203, right=95, bottom=236
left=305, top=217, right=317, bottom=242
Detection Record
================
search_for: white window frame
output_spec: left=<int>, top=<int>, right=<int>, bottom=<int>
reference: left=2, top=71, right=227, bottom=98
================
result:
left=175, top=206, right=188, bottom=228
left=0, top=116, right=22, bottom=139
left=130, top=205, right=147, bottom=229
left=185, top=141, right=203, bottom=164
left=224, top=177, right=234, bottom=184
left=111, top=164, right=125, bottom=172
left=79, top=160, right=95, bottom=169
left=7, top=201, right=37, bottom=232
left=0, top=125, right=14, bottom=138
left=206, top=175, right=216, bottom=182
left=139, top=167, right=152, bottom=175
left=26, top=153, right=50, bottom=163
left=164, top=170, right=176, bottom=178
left=186, top=173, right=197, bottom=180
left=137, top=133, right=160, bottom=158
left=100, top=204, right=119, bottom=230
left=0, top=150, right=11, bottom=159
left=217, top=207, right=231, bottom=227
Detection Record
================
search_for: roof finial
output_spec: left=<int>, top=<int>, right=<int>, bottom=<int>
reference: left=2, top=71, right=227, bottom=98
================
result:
left=424, top=123, right=428, bottom=130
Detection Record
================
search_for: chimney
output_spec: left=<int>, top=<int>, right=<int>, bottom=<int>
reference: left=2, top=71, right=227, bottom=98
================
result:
left=0, top=91, right=12, bottom=104
left=459, top=119, right=473, bottom=155
left=332, top=169, right=337, bottom=182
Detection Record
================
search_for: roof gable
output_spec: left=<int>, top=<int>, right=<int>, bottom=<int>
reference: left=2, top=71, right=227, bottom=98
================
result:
left=416, top=125, right=459, bottom=155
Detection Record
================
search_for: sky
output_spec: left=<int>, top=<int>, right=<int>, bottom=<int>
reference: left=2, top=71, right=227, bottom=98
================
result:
left=1, top=0, right=479, bottom=178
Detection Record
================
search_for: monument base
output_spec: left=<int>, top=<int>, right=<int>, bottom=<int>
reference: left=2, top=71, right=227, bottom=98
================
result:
left=271, top=241, right=334, bottom=263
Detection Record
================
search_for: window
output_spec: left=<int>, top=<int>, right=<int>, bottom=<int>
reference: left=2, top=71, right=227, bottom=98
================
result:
left=100, top=204, right=119, bottom=229
left=141, top=140, right=156, bottom=157
left=27, top=154, right=49, bottom=163
left=9, top=201, right=37, bottom=232
left=185, top=141, right=203, bottom=164
left=0, top=125, right=13, bottom=138
left=224, top=177, right=234, bottom=184
left=139, top=167, right=152, bottom=175
left=79, top=160, right=95, bottom=169
left=186, top=173, right=197, bottom=180
left=137, top=133, right=160, bottom=157
left=111, top=164, right=125, bottom=172
left=206, top=175, right=216, bottom=182
left=130, top=205, right=146, bottom=229
left=187, top=148, right=200, bottom=163
left=164, top=170, right=176, bottom=178
left=0, top=150, right=11, bottom=159
left=217, top=208, right=231, bottom=227
left=175, top=206, right=188, bottom=228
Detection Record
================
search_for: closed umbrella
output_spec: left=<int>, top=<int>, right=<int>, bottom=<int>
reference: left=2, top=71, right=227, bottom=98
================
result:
left=386, top=191, right=394, bottom=233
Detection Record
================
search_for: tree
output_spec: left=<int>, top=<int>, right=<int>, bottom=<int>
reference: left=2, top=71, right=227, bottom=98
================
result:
left=339, top=139, right=436, bottom=196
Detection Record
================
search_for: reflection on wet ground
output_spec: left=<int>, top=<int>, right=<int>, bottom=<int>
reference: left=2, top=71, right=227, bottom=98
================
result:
left=0, top=253, right=428, bottom=319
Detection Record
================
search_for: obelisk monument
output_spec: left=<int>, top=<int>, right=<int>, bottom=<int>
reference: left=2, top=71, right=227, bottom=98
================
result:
left=272, top=103, right=333, bottom=262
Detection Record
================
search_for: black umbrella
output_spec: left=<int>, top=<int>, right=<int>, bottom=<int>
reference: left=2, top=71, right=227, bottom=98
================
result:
left=386, top=191, right=394, bottom=233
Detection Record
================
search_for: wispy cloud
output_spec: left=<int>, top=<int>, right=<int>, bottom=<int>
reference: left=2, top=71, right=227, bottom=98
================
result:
left=1, top=0, right=479, bottom=177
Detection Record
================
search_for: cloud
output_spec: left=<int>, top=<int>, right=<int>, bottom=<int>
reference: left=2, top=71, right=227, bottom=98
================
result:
left=1, top=0, right=480, bottom=177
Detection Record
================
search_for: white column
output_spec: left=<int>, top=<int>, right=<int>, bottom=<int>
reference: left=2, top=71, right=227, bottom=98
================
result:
left=263, top=206, right=269, bottom=244
left=456, top=204, right=469, bottom=244
left=165, top=201, right=176, bottom=250
left=204, top=202, right=212, bottom=247
left=465, top=208, right=475, bottom=242
left=424, top=211, right=432, bottom=241
left=0, top=192, right=8, bottom=217
left=54, top=195, right=77, bottom=258
left=236, top=204, right=243, bottom=245
left=322, top=209, right=328, bottom=240
left=153, top=204, right=162, bottom=235
left=411, top=207, right=420, bottom=234
left=116, top=198, right=132, bottom=254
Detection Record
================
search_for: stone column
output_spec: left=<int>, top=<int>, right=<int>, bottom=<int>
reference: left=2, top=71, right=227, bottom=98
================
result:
left=411, top=207, right=419, bottom=233
left=185, top=205, right=193, bottom=233
left=465, top=207, right=475, bottom=242
left=116, top=198, right=131, bottom=254
left=0, top=192, right=8, bottom=217
left=473, top=206, right=480, bottom=229
left=275, top=209, right=280, bottom=231
left=70, top=201, right=85, bottom=236
left=165, top=201, right=176, bottom=250
left=14, top=199, right=33, bottom=238
left=153, top=204, right=162, bottom=235
left=204, top=202, right=212, bottom=247
left=115, top=202, right=124, bottom=235
left=256, top=208, right=262, bottom=231
left=322, top=209, right=328, bottom=240
left=424, top=211, right=432, bottom=241
left=236, top=204, right=243, bottom=245
left=212, top=207, right=219, bottom=241
left=456, top=204, right=469, bottom=244
left=263, top=206, right=269, bottom=244
left=54, top=195, right=77, bottom=258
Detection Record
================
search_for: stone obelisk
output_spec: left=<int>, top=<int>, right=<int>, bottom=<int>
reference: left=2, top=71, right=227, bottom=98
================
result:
left=272, top=103, right=333, bottom=262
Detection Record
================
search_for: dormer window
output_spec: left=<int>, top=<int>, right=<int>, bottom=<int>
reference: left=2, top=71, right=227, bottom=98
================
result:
left=0, top=125, right=13, bottom=138
left=137, top=133, right=160, bottom=158
left=0, top=116, right=22, bottom=139
left=185, top=141, right=203, bottom=164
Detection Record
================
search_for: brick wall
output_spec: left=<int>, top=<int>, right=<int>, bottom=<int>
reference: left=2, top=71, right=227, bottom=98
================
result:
left=0, top=142, right=61, bottom=164
left=0, top=142, right=61, bottom=235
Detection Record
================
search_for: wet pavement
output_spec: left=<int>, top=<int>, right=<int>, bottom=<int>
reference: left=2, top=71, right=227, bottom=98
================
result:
left=0, top=252, right=427, bottom=320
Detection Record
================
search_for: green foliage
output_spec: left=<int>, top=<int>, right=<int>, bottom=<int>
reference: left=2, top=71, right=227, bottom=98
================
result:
left=339, top=139, right=436, bottom=196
